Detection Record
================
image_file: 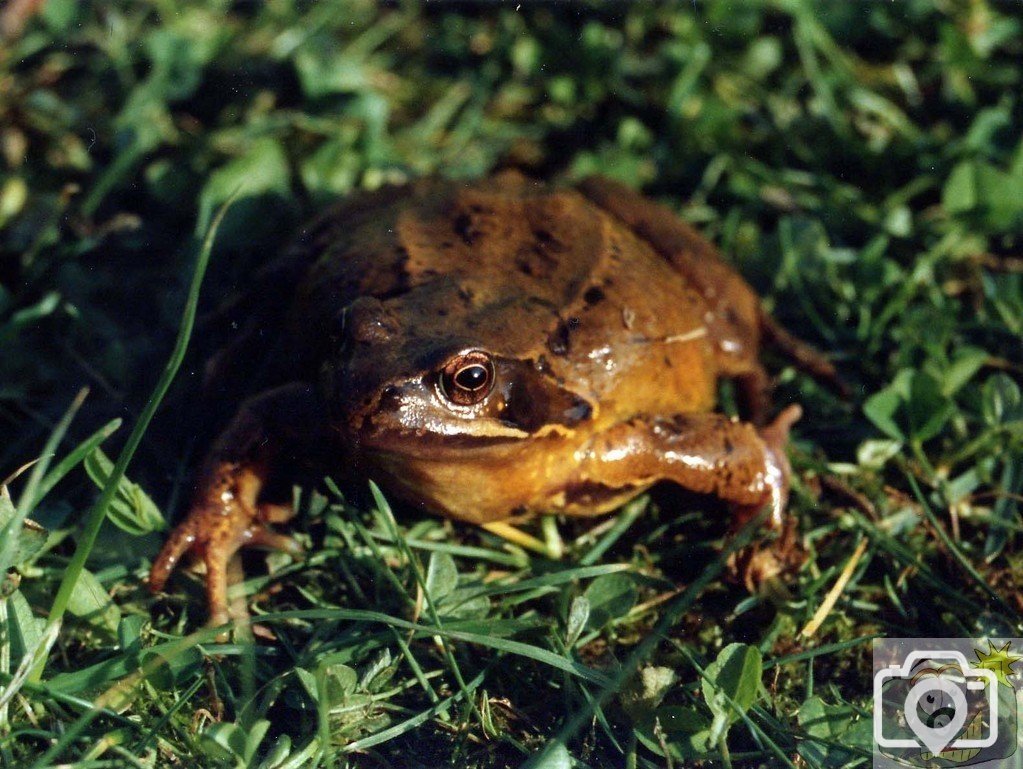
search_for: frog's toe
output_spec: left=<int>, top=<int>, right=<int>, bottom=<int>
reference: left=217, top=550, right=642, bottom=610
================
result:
left=257, top=501, right=296, bottom=524
left=757, top=404, right=802, bottom=528
left=200, top=541, right=237, bottom=631
left=761, top=404, right=802, bottom=450
left=149, top=519, right=199, bottom=594
left=244, top=523, right=304, bottom=556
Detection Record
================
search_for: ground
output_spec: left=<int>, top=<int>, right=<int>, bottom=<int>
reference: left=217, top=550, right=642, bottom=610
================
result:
left=1, top=1, right=1022, bottom=767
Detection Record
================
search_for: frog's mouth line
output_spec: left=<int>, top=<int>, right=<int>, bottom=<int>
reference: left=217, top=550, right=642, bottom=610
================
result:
left=360, top=428, right=530, bottom=453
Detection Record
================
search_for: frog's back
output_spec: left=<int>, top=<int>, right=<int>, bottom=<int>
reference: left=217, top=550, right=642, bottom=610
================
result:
left=289, top=173, right=729, bottom=418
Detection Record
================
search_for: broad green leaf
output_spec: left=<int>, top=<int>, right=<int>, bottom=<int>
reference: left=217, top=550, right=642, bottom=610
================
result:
left=84, top=448, right=165, bottom=535
left=656, top=705, right=710, bottom=736
left=982, top=373, right=1023, bottom=426
left=116, top=615, right=145, bottom=652
left=943, top=159, right=1023, bottom=229
left=583, top=573, right=637, bottom=629
left=565, top=596, right=589, bottom=647
left=862, top=386, right=905, bottom=441
left=943, top=160, right=977, bottom=214
left=300, top=136, right=359, bottom=200
left=323, top=663, right=358, bottom=703
left=245, top=720, right=271, bottom=763
left=797, top=695, right=870, bottom=767
left=425, top=552, right=458, bottom=601
left=65, top=568, right=120, bottom=633
left=143, top=10, right=227, bottom=102
left=200, top=722, right=248, bottom=763
left=942, top=346, right=988, bottom=395
left=441, top=587, right=491, bottom=620
left=864, top=370, right=955, bottom=444
left=523, top=743, right=572, bottom=769
left=358, top=649, right=395, bottom=693
left=294, top=667, right=318, bottom=701
left=6, top=588, right=44, bottom=668
left=294, top=35, right=373, bottom=98
left=256, top=734, right=294, bottom=769
left=0, top=485, right=47, bottom=566
left=907, top=371, right=955, bottom=442
left=40, top=0, right=77, bottom=32
left=702, top=642, right=762, bottom=736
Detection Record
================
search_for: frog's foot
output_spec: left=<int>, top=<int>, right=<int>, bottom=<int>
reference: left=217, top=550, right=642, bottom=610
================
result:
left=726, top=405, right=802, bottom=594
left=732, top=403, right=802, bottom=530
left=149, top=383, right=319, bottom=628
left=149, top=466, right=301, bottom=629
left=149, top=498, right=251, bottom=629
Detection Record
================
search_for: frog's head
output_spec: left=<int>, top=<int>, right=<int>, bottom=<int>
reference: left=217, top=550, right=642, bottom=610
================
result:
left=324, top=291, right=594, bottom=459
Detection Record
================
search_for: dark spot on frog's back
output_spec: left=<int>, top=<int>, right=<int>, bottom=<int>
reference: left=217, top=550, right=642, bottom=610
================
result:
left=547, top=316, right=580, bottom=356
left=532, top=228, right=567, bottom=253
left=453, top=212, right=481, bottom=246
left=583, top=286, right=605, bottom=306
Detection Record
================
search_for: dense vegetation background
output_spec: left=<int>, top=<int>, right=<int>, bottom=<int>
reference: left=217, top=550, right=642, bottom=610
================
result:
left=1, top=1, right=1022, bottom=767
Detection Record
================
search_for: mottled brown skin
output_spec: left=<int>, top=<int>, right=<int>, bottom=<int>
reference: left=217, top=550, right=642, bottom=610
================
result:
left=149, top=172, right=836, bottom=627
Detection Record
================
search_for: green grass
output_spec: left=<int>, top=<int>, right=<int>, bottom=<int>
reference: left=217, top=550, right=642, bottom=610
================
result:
left=2, top=1, right=1022, bottom=767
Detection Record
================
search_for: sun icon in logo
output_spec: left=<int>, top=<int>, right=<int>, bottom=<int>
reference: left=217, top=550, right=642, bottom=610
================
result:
left=973, top=640, right=1023, bottom=687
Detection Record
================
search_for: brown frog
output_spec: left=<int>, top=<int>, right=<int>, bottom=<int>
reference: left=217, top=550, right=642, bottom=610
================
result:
left=148, top=172, right=837, bottom=626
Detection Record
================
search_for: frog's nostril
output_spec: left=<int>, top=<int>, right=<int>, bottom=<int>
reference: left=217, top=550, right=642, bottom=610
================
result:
left=563, top=398, right=592, bottom=424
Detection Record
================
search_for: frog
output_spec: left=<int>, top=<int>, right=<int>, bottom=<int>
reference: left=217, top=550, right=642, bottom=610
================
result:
left=148, top=171, right=838, bottom=627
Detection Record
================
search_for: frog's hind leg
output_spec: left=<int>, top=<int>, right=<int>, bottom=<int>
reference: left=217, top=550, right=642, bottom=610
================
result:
left=726, top=361, right=773, bottom=427
left=759, top=311, right=847, bottom=397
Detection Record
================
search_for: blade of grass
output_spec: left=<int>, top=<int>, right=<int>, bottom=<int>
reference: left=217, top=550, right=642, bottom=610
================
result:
left=30, top=623, right=226, bottom=768
left=523, top=513, right=764, bottom=766
left=30, top=418, right=122, bottom=509
left=370, top=481, right=482, bottom=725
left=579, top=496, right=647, bottom=566
left=762, top=634, right=876, bottom=671
left=220, top=608, right=613, bottom=686
left=0, top=388, right=89, bottom=574
left=346, top=669, right=487, bottom=753
left=904, top=470, right=1017, bottom=617
left=29, top=195, right=233, bottom=684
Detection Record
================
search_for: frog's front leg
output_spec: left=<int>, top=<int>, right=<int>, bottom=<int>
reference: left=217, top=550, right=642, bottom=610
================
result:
left=148, top=382, right=322, bottom=627
left=577, top=405, right=802, bottom=532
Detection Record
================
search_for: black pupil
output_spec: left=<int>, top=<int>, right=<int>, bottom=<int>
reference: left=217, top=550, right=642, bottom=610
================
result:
left=454, top=364, right=488, bottom=391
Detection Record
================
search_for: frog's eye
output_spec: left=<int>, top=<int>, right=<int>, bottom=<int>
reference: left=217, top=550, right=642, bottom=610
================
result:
left=438, top=351, right=495, bottom=407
